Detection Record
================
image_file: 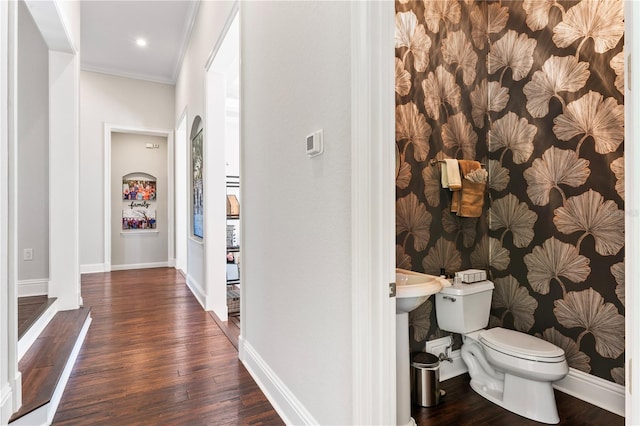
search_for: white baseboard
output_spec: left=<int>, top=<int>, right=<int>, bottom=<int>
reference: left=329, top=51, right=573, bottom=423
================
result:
left=80, top=263, right=106, bottom=274
left=17, top=279, right=49, bottom=297
left=110, top=261, right=169, bottom=271
left=185, top=273, right=206, bottom=309
left=553, top=367, right=625, bottom=417
left=18, top=299, right=58, bottom=360
left=1, top=377, right=19, bottom=426
left=240, top=339, right=318, bottom=425
left=426, top=337, right=625, bottom=417
left=11, top=314, right=92, bottom=426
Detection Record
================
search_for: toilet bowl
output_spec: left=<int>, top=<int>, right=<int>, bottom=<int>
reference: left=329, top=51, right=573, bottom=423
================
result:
left=435, top=281, right=569, bottom=424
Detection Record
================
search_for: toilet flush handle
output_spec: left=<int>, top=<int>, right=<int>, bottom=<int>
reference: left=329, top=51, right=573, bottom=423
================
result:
left=442, top=295, right=456, bottom=302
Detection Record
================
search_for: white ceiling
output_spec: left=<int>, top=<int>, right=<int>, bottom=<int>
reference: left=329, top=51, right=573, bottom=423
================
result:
left=80, top=0, right=200, bottom=84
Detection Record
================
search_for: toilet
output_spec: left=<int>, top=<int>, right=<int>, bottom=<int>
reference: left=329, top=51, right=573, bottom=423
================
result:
left=435, top=280, right=568, bottom=424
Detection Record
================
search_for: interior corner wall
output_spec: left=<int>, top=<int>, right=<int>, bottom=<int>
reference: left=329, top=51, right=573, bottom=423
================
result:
left=79, top=71, right=175, bottom=270
left=174, top=0, right=235, bottom=304
left=241, top=2, right=353, bottom=424
left=17, top=0, right=48, bottom=282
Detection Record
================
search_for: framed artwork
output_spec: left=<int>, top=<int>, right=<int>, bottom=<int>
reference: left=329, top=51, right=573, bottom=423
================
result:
left=122, top=205, right=156, bottom=230
left=192, top=129, right=204, bottom=238
left=122, top=175, right=156, bottom=201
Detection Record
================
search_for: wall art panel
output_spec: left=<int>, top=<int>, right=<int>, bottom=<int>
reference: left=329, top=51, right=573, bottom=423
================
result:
left=396, top=0, right=624, bottom=384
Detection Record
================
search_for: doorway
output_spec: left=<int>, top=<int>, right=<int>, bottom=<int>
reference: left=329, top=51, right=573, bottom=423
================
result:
left=204, top=9, right=239, bottom=323
left=103, top=126, right=174, bottom=271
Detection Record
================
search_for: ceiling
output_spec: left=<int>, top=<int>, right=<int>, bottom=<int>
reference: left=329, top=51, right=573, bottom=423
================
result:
left=80, top=0, right=200, bottom=84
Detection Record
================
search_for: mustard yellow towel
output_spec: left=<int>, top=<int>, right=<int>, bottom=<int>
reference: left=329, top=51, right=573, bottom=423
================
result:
left=451, top=160, right=485, bottom=217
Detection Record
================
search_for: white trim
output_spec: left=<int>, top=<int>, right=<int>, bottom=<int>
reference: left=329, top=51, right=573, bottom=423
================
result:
left=553, top=369, right=625, bottom=417
left=240, top=339, right=318, bottom=425
left=204, top=1, right=239, bottom=72
left=17, top=279, right=48, bottom=297
left=174, top=108, right=188, bottom=275
left=11, top=314, right=91, bottom=426
left=23, top=0, right=76, bottom=54
left=0, top=0, right=10, bottom=421
left=80, top=65, right=175, bottom=85
left=350, top=2, right=396, bottom=425
left=185, top=273, right=206, bottom=309
left=625, top=1, right=638, bottom=423
left=110, top=261, right=169, bottom=271
left=18, top=299, right=58, bottom=361
left=120, top=230, right=160, bottom=235
left=167, top=126, right=175, bottom=276
left=103, top=124, right=174, bottom=273
left=204, top=6, right=239, bottom=318
left=6, top=0, right=21, bottom=415
left=0, top=384, right=13, bottom=426
left=189, top=236, right=203, bottom=245
left=171, top=0, right=200, bottom=82
left=79, top=263, right=105, bottom=274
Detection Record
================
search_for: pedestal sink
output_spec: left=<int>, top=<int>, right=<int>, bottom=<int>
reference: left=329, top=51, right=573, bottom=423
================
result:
left=395, top=269, right=450, bottom=426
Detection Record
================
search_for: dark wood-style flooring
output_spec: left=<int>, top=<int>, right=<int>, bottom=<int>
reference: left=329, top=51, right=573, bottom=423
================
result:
left=412, top=373, right=624, bottom=425
left=209, top=311, right=240, bottom=351
left=17, top=295, right=56, bottom=339
left=51, top=268, right=283, bottom=425
left=11, top=307, right=90, bottom=423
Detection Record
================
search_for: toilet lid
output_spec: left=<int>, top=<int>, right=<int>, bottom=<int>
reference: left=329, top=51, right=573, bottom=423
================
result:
left=479, top=328, right=565, bottom=362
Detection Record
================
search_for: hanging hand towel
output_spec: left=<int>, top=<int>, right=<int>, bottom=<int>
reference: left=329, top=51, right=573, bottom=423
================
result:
left=451, top=160, right=485, bottom=217
left=440, top=162, right=449, bottom=188
left=452, top=160, right=486, bottom=218
left=444, top=159, right=461, bottom=191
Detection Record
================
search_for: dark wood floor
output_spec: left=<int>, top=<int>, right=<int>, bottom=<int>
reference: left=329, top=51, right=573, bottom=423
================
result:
left=209, top=311, right=240, bottom=351
left=412, top=373, right=624, bottom=425
left=17, top=295, right=54, bottom=339
left=52, top=268, right=283, bottom=425
left=12, top=307, right=91, bottom=422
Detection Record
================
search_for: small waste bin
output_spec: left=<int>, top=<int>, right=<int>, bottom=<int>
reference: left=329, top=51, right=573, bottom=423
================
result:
left=411, top=352, right=441, bottom=407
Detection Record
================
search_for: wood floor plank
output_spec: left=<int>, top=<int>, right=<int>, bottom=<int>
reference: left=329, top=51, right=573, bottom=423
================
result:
left=51, top=268, right=283, bottom=425
left=17, top=296, right=56, bottom=339
left=11, top=307, right=90, bottom=422
left=411, top=373, right=624, bottom=425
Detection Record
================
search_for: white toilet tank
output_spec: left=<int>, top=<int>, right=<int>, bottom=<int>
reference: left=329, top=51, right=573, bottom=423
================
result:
left=435, top=280, right=494, bottom=334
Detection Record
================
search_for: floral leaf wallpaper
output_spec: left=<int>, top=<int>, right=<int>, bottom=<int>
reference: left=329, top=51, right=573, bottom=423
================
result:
left=395, top=0, right=624, bottom=384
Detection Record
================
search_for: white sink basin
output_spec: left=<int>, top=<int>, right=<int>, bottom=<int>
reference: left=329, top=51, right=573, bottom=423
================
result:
left=395, top=268, right=449, bottom=313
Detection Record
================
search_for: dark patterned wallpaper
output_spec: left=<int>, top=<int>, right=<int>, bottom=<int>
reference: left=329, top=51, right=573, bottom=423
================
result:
left=395, top=0, right=624, bottom=385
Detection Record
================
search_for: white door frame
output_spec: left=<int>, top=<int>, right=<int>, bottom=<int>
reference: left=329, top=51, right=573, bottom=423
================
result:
left=103, top=124, right=174, bottom=271
left=175, top=109, right=188, bottom=275
left=203, top=2, right=239, bottom=319
left=625, top=1, right=638, bottom=423
left=350, top=1, right=397, bottom=424
left=0, top=0, right=21, bottom=421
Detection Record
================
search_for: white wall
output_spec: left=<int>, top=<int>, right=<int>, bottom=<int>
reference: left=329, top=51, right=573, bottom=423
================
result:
left=17, top=0, right=48, bottom=283
left=79, top=71, right=174, bottom=272
left=241, top=2, right=353, bottom=424
left=174, top=0, right=236, bottom=305
left=110, top=133, right=168, bottom=268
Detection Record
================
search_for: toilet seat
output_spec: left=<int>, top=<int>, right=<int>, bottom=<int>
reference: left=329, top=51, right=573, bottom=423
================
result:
left=479, top=327, right=565, bottom=363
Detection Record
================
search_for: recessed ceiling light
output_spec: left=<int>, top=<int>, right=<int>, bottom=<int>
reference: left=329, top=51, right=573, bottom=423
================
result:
left=136, top=38, right=147, bottom=47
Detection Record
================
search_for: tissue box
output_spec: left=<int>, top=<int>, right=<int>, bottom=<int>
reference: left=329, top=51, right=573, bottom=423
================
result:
left=455, top=269, right=486, bottom=283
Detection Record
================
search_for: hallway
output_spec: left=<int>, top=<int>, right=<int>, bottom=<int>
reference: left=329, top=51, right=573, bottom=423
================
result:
left=51, top=268, right=282, bottom=425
